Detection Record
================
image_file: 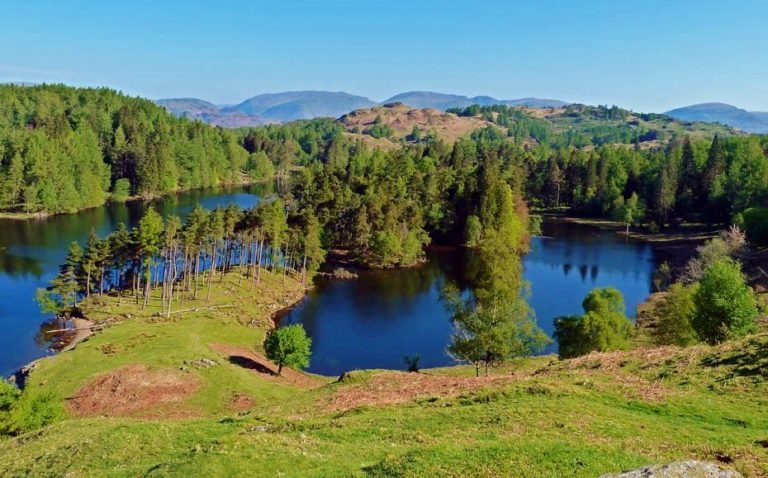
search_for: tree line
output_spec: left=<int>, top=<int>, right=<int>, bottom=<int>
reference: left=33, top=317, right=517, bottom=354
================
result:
left=527, top=135, right=768, bottom=233
left=38, top=201, right=325, bottom=316
left=0, top=85, right=343, bottom=214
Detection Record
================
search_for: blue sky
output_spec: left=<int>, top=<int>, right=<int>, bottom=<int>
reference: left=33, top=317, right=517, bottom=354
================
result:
left=1, top=0, right=766, bottom=112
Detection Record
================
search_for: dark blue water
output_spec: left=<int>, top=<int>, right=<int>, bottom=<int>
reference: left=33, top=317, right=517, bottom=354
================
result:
left=281, top=221, right=659, bottom=376
left=1, top=195, right=658, bottom=379
left=0, top=184, right=271, bottom=376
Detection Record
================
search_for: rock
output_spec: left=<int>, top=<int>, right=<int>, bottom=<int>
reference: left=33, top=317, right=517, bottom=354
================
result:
left=600, top=460, right=743, bottom=478
left=332, top=267, right=358, bottom=279
left=8, top=361, right=37, bottom=389
left=187, top=358, right=218, bottom=369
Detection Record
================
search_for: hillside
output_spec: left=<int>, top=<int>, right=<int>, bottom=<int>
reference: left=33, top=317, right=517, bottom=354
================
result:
left=222, top=91, right=378, bottom=122
left=0, top=84, right=256, bottom=216
left=338, top=102, right=504, bottom=147
left=384, top=91, right=568, bottom=109
left=1, top=270, right=765, bottom=476
left=447, top=103, right=740, bottom=148
left=665, top=103, right=768, bottom=134
left=157, top=90, right=569, bottom=126
left=156, top=98, right=269, bottom=127
left=338, top=102, right=739, bottom=150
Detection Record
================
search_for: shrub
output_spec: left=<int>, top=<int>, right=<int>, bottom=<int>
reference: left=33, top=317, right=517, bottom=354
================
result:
left=111, top=178, right=131, bottom=202
left=682, top=226, right=746, bottom=283
left=264, top=324, right=312, bottom=375
left=736, top=207, right=768, bottom=246
left=366, top=123, right=394, bottom=139
left=9, top=388, right=63, bottom=434
left=651, top=283, right=699, bottom=346
left=554, top=287, right=633, bottom=358
left=692, top=258, right=759, bottom=344
left=464, top=215, right=482, bottom=247
left=0, top=381, right=62, bottom=436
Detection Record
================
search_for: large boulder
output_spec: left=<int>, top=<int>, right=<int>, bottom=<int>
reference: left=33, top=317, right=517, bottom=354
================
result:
left=600, top=460, right=742, bottom=478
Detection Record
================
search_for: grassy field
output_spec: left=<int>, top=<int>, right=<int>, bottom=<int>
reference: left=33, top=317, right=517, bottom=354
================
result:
left=1, top=270, right=767, bottom=477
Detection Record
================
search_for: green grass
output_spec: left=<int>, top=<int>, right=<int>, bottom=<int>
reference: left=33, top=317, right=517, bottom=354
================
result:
left=26, top=269, right=311, bottom=415
left=1, top=271, right=767, bottom=477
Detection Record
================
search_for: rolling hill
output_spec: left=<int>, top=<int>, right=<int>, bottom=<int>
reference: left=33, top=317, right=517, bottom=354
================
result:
left=155, top=98, right=269, bottom=127
left=338, top=102, right=505, bottom=148
left=665, top=103, right=768, bottom=134
left=383, top=91, right=568, bottom=109
left=2, top=267, right=765, bottom=476
left=221, top=91, right=378, bottom=122
left=157, top=90, right=569, bottom=126
left=339, top=102, right=738, bottom=150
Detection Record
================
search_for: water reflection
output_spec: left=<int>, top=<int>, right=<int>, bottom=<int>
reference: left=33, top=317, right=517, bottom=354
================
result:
left=281, top=220, right=658, bottom=376
left=0, top=183, right=271, bottom=375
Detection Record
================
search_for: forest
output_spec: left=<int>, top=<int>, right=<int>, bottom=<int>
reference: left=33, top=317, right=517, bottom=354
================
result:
left=3, top=85, right=768, bottom=247
left=38, top=200, right=324, bottom=318
left=0, top=84, right=265, bottom=214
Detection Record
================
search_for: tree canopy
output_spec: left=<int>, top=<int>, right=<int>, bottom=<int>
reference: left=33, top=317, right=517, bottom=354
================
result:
left=264, top=324, right=312, bottom=375
left=554, top=287, right=633, bottom=359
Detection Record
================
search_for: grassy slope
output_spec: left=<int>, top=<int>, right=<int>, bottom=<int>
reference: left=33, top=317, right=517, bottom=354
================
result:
left=22, top=270, right=311, bottom=416
left=539, top=108, right=738, bottom=143
left=1, top=272, right=767, bottom=477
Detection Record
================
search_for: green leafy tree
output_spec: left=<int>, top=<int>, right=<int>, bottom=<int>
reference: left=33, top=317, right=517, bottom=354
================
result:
left=692, top=258, right=759, bottom=344
left=651, top=283, right=699, bottom=346
left=463, top=215, right=482, bottom=247
left=137, top=207, right=165, bottom=308
left=111, top=178, right=131, bottom=202
left=37, top=241, right=83, bottom=312
left=446, top=283, right=549, bottom=376
left=299, top=212, right=326, bottom=282
left=736, top=207, right=768, bottom=246
left=612, top=192, right=644, bottom=235
left=554, top=287, right=633, bottom=358
left=108, top=223, right=131, bottom=303
left=263, top=324, right=312, bottom=375
left=447, top=182, right=549, bottom=376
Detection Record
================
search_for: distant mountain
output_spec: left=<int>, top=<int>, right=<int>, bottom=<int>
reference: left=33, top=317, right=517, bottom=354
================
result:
left=502, top=97, right=569, bottom=108
left=156, top=98, right=268, bottom=127
left=156, top=98, right=221, bottom=117
left=665, top=103, right=768, bottom=134
left=384, top=91, right=477, bottom=110
left=222, top=91, right=377, bottom=122
left=157, top=90, right=570, bottom=127
left=383, top=91, right=569, bottom=110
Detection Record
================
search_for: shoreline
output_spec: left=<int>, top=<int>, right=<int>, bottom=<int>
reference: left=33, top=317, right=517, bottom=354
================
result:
left=59, top=317, right=97, bottom=352
left=10, top=269, right=309, bottom=388
left=0, top=178, right=269, bottom=221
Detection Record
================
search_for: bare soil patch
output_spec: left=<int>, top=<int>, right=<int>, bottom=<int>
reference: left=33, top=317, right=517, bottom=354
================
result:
left=211, top=343, right=323, bottom=389
left=67, top=365, right=201, bottom=418
left=327, top=371, right=511, bottom=411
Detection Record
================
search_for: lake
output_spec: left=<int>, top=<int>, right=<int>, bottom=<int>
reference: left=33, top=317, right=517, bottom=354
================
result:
left=280, top=220, right=659, bottom=376
left=0, top=184, right=272, bottom=376
left=0, top=186, right=658, bottom=378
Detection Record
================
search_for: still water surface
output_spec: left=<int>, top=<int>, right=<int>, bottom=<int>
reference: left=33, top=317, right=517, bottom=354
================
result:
left=0, top=186, right=657, bottom=377
left=281, top=221, right=658, bottom=376
left=0, top=184, right=270, bottom=375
